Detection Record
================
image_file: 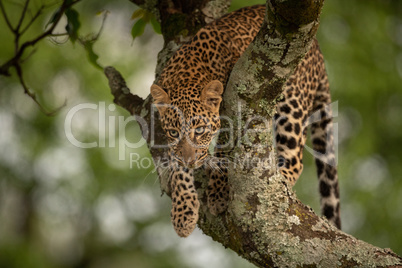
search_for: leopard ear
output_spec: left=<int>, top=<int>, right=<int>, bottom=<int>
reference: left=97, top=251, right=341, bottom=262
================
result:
left=201, top=80, right=223, bottom=113
left=150, top=84, right=170, bottom=115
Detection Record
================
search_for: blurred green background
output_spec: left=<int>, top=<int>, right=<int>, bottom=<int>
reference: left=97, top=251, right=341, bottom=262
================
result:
left=0, top=0, right=401, bottom=267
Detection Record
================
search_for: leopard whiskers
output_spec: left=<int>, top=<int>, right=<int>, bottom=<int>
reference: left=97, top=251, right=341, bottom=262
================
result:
left=204, top=156, right=228, bottom=176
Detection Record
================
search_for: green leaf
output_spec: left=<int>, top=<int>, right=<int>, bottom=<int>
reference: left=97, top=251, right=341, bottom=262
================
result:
left=65, top=8, right=81, bottom=44
left=83, top=41, right=102, bottom=70
left=131, top=9, right=145, bottom=20
left=150, top=17, right=161, bottom=35
left=131, top=18, right=147, bottom=40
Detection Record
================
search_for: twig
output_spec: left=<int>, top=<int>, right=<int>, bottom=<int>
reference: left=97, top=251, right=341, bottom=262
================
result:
left=94, top=10, right=109, bottom=40
left=18, top=1, right=73, bottom=52
left=15, top=64, right=66, bottom=116
left=0, top=0, right=81, bottom=76
left=77, top=10, right=108, bottom=45
left=20, top=5, right=45, bottom=35
left=0, top=0, right=15, bottom=32
left=20, top=48, right=37, bottom=64
left=49, top=32, right=69, bottom=37
left=49, top=34, right=70, bottom=45
left=0, top=0, right=80, bottom=115
left=15, top=0, right=30, bottom=33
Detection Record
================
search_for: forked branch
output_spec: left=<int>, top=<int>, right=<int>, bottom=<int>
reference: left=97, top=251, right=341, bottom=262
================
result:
left=0, top=0, right=81, bottom=115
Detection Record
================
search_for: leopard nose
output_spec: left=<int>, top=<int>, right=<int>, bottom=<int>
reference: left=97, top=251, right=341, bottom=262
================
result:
left=183, top=158, right=196, bottom=166
left=183, top=154, right=206, bottom=168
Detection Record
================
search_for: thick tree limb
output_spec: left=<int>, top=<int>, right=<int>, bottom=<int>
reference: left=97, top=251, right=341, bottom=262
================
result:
left=104, top=0, right=402, bottom=267
left=227, top=0, right=322, bottom=107
left=104, top=66, right=144, bottom=116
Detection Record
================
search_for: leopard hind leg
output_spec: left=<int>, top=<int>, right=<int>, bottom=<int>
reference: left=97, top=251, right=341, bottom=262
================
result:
left=205, top=153, right=230, bottom=216
left=274, top=81, right=308, bottom=186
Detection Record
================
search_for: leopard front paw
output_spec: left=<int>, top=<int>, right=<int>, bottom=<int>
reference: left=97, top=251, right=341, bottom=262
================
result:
left=171, top=194, right=200, bottom=237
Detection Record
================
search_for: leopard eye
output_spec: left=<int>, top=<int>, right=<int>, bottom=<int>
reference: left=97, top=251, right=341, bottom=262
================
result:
left=168, top=129, right=179, bottom=138
left=195, top=126, right=205, bottom=135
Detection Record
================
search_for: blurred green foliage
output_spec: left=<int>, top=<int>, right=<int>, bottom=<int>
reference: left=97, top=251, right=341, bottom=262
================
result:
left=0, top=0, right=401, bottom=267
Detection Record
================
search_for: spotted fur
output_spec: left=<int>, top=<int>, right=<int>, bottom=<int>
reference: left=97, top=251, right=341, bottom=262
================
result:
left=151, top=5, right=341, bottom=237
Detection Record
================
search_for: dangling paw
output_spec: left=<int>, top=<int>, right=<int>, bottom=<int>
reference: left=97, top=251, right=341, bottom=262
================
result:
left=171, top=192, right=200, bottom=237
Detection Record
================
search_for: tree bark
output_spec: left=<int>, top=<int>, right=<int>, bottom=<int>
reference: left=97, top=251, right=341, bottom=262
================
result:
left=104, top=0, right=402, bottom=267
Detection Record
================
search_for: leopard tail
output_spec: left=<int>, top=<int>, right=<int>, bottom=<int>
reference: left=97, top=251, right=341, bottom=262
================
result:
left=310, top=61, right=341, bottom=229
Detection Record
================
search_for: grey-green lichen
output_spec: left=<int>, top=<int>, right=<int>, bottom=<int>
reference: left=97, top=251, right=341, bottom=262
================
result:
left=202, top=0, right=231, bottom=23
left=236, top=83, right=247, bottom=94
left=238, top=169, right=401, bottom=267
left=211, top=128, right=402, bottom=267
left=288, top=215, right=301, bottom=226
left=229, top=48, right=267, bottom=98
left=257, top=98, right=278, bottom=117
left=252, top=144, right=398, bottom=266
left=140, top=95, right=152, bottom=118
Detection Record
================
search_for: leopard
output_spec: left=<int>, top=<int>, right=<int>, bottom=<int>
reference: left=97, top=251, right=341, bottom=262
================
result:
left=150, top=5, right=340, bottom=237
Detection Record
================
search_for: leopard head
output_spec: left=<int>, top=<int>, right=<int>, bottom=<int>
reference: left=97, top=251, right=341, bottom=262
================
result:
left=151, top=80, right=223, bottom=168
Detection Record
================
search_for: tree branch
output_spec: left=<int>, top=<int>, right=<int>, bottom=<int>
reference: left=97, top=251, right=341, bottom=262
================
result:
left=104, top=0, right=402, bottom=266
left=20, top=4, right=45, bottom=35
left=227, top=1, right=323, bottom=107
left=15, top=64, right=66, bottom=116
left=15, top=0, right=30, bottom=33
left=0, top=1, right=15, bottom=32
left=104, top=66, right=144, bottom=116
left=0, top=0, right=81, bottom=76
left=0, top=0, right=81, bottom=115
